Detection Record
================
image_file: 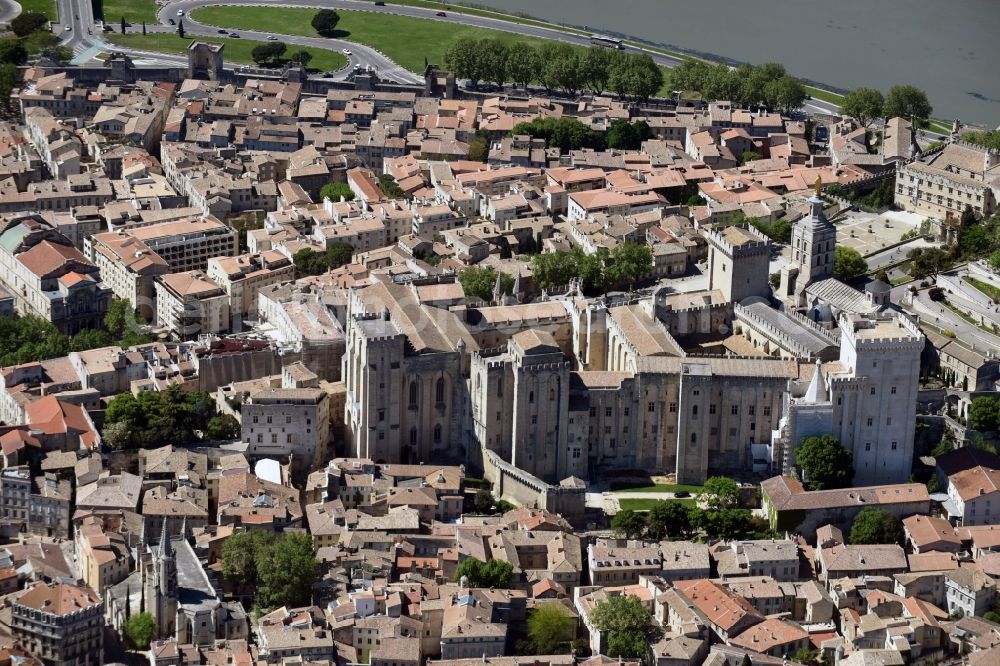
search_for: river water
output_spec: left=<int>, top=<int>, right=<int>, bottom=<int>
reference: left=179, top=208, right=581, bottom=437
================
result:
left=478, top=0, right=1000, bottom=126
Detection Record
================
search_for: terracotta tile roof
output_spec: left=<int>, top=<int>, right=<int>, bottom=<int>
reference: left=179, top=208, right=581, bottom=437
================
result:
left=16, top=582, right=100, bottom=615
left=729, top=617, right=807, bottom=652
left=950, top=466, right=1000, bottom=501
left=674, top=579, right=764, bottom=633
left=902, top=514, right=960, bottom=550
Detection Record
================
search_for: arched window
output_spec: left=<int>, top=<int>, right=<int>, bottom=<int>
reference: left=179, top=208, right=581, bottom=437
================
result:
left=409, top=381, right=418, bottom=407
left=433, top=424, right=442, bottom=443
left=549, top=387, right=555, bottom=401
left=435, top=378, right=445, bottom=403
left=529, top=391, right=535, bottom=404
left=690, top=432, right=697, bottom=447
left=692, top=404, right=698, bottom=416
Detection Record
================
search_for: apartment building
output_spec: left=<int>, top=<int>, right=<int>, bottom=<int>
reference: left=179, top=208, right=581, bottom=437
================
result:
left=126, top=215, right=237, bottom=273
left=85, top=231, right=169, bottom=320
left=75, top=515, right=130, bottom=593
left=12, top=581, right=104, bottom=666
left=0, top=214, right=111, bottom=334
left=206, top=250, right=294, bottom=329
left=155, top=271, right=230, bottom=338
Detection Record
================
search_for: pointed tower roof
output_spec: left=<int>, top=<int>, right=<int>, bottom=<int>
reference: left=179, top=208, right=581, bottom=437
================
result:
left=160, top=517, right=172, bottom=557
left=804, top=359, right=828, bottom=403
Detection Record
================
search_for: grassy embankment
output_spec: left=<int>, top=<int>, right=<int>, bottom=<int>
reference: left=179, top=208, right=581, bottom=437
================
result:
left=191, top=6, right=673, bottom=95
left=104, top=32, right=348, bottom=71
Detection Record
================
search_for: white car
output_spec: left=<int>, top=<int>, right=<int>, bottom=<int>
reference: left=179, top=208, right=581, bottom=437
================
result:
left=64, top=25, right=71, bottom=31
left=177, top=9, right=184, bottom=15
left=266, top=34, right=277, bottom=40
left=342, top=48, right=352, bottom=55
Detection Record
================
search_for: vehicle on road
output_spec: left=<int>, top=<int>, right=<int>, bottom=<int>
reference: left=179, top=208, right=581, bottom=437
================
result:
left=323, top=71, right=333, bottom=77
left=374, top=1, right=385, bottom=4
left=168, top=18, right=175, bottom=24
left=229, top=32, right=239, bottom=37
left=218, top=29, right=228, bottom=34
left=590, top=34, right=623, bottom=49
left=342, top=48, right=352, bottom=55
left=435, top=11, right=446, bottom=16
left=177, top=9, right=184, bottom=15
left=266, top=34, right=277, bottom=40
left=64, top=25, right=71, bottom=31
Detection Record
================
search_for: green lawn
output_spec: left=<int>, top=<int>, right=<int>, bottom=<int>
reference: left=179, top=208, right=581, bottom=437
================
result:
left=192, top=6, right=583, bottom=74
left=610, top=482, right=704, bottom=494
left=618, top=498, right=696, bottom=512
left=193, top=6, right=673, bottom=95
left=18, top=0, right=57, bottom=20
left=963, top=276, right=1000, bottom=303
left=96, top=0, right=159, bottom=24
left=104, top=33, right=348, bottom=71
left=804, top=85, right=843, bottom=106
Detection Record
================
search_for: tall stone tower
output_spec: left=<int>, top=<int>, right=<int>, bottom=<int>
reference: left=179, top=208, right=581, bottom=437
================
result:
left=779, top=178, right=836, bottom=304
left=704, top=224, right=772, bottom=304
left=155, top=519, right=178, bottom=638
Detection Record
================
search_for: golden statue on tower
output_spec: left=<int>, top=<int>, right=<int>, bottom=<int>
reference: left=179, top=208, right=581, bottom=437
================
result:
left=814, top=175, right=823, bottom=197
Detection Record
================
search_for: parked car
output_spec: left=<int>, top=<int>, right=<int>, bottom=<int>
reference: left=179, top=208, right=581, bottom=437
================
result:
left=436, top=11, right=446, bottom=16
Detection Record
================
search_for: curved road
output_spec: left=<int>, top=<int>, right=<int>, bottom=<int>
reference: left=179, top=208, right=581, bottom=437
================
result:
left=18, top=0, right=845, bottom=111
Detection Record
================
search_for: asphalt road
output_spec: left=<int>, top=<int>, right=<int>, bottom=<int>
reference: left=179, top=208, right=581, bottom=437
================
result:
left=161, top=0, right=421, bottom=83
left=19, top=0, right=849, bottom=108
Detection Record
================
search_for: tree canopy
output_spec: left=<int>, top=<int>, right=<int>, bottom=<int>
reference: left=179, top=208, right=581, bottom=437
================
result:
left=697, top=476, right=741, bottom=512
left=454, top=557, right=514, bottom=588
left=122, top=612, right=157, bottom=650
left=882, top=84, right=933, bottom=123
left=795, top=435, right=855, bottom=490
left=103, top=386, right=218, bottom=450
left=668, top=60, right=805, bottom=111
left=611, top=509, right=647, bottom=540
left=834, top=245, right=868, bottom=280
left=458, top=267, right=514, bottom=302
left=319, top=182, right=355, bottom=202
left=841, top=87, right=885, bottom=127
left=969, top=396, right=1000, bottom=432
left=590, top=594, right=651, bottom=660
left=606, top=119, right=652, bottom=150
left=849, top=507, right=904, bottom=545
left=251, top=42, right=288, bottom=67
left=223, top=531, right=320, bottom=612
left=527, top=602, right=576, bottom=654
left=311, top=9, right=341, bottom=36
left=512, top=117, right=605, bottom=152
left=10, top=12, right=49, bottom=37
left=293, top=244, right=354, bottom=276
left=378, top=173, right=405, bottom=199
left=530, top=243, right=652, bottom=295
left=646, top=501, right=695, bottom=540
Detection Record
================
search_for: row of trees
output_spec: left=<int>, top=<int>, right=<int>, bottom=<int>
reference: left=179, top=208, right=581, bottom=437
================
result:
left=444, top=40, right=663, bottom=99
left=453, top=557, right=514, bottom=588
left=458, top=267, right=515, bottom=302
left=103, top=385, right=239, bottom=450
left=840, top=85, right=933, bottom=127
left=510, top=117, right=653, bottom=153
left=222, top=531, right=320, bottom=612
left=1, top=12, right=76, bottom=106
left=250, top=42, right=315, bottom=68
left=530, top=242, right=653, bottom=295
left=666, top=60, right=806, bottom=113
left=292, top=243, right=354, bottom=277
left=0, top=299, right=152, bottom=367
left=612, top=476, right=775, bottom=542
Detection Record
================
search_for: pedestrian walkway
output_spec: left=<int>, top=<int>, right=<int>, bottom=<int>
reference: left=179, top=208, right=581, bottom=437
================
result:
left=72, top=41, right=105, bottom=65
